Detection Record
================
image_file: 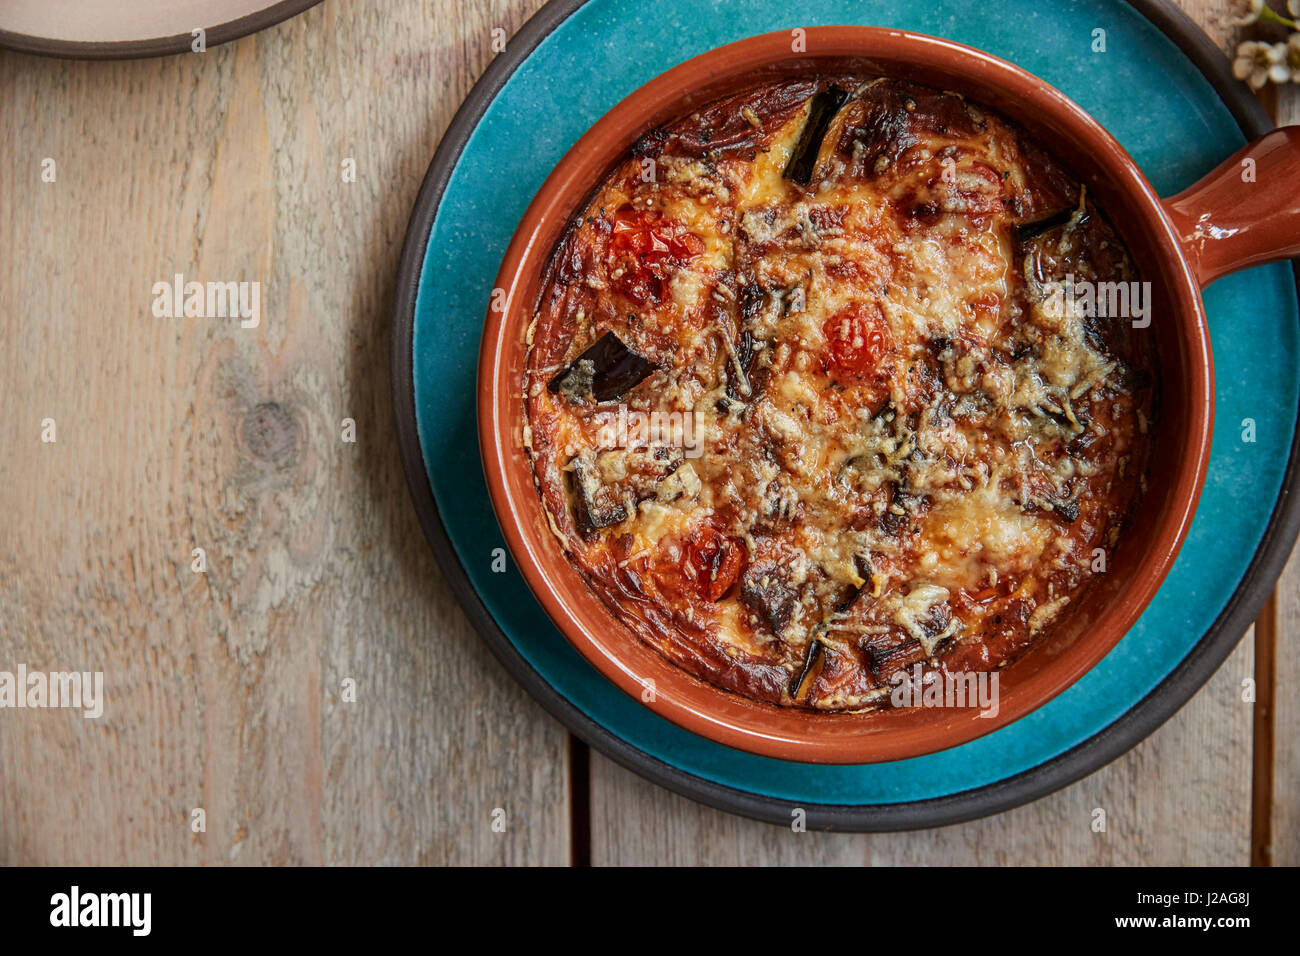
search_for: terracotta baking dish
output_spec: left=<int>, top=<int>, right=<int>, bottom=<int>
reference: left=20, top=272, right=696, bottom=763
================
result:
left=478, top=27, right=1300, bottom=763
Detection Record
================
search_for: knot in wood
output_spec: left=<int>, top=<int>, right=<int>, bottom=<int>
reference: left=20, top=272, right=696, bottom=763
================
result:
left=241, top=402, right=299, bottom=465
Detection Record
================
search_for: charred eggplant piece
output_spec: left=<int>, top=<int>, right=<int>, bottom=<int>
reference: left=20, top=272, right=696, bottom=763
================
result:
left=548, top=331, right=656, bottom=404
left=740, top=565, right=796, bottom=634
left=569, top=451, right=627, bottom=538
left=1053, top=498, right=1081, bottom=523
left=760, top=480, right=799, bottom=525
left=783, top=85, right=849, bottom=186
left=1016, top=489, right=1080, bottom=524
left=870, top=398, right=897, bottom=423
left=863, top=637, right=923, bottom=677
left=789, top=639, right=825, bottom=701
left=880, top=481, right=922, bottom=535
left=1016, top=189, right=1091, bottom=244
left=834, top=585, right=863, bottom=614
left=668, top=79, right=819, bottom=160
left=1081, top=315, right=1109, bottom=354
left=725, top=326, right=755, bottom=402
left=724, top=283, right=766, bottom=403
left=714, top=395, right=741, bottom=415
left=1014, top=207, right=1074, bottom=242
left=833, top=555, right=876, bottom=613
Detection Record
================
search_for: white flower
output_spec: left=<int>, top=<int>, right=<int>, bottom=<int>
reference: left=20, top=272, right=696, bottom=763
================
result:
left=1289, top=0, right=1300, bottom=18
left=1230, top=0, right=1266, bottom=25
left=1288, top=33, right=1300, bottom=82
left=1233, top=40, right=1289, bottom=89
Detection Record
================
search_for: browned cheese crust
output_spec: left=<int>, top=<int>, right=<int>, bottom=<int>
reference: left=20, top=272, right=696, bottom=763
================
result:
left=523, top=77, right=1155, bottom=711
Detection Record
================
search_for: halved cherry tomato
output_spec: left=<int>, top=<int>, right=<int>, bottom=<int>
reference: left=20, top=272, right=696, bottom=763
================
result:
left=823, top=302, right=892, bottom=379
left=655, top=526, right=745, bottom=602
left=609, top=206, right=704, bottom=305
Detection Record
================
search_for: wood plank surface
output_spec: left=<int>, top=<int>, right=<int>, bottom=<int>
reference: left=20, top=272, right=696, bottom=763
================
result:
left=0, top=0, right=1289, bottom=867
left=1270, top=83, right=1300, bottom=871
left=0, top=0, right=568, bottom=866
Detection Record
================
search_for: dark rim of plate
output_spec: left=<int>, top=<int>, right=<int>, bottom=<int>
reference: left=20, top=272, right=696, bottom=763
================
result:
left=391, top=0, right=1300, bottom=831
left=0, top=0, right=323, bottom=60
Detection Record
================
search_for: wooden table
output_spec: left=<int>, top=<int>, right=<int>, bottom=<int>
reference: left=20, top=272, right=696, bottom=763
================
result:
left=1, top=0, right=1294, bottom=865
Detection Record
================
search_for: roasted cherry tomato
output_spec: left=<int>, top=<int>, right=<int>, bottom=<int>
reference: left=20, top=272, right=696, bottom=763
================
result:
left=656, top=526, right=745, bottom=602
left=608, top=206, right=704, bottom=304
left=823, top=302, right=892, bottom=379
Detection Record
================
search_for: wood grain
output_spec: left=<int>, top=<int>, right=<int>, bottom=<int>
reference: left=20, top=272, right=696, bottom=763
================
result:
left=0, top=0, right=567, bottom=866
left=1269, top=80, right=1300, bottom=871
left=0, top=0, right=1288, bottom=867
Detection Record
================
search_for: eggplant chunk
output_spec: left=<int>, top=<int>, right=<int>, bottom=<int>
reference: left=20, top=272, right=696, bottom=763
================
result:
left=548, top=331, right=656, bottom=404
left=1036, top=496, right=1080, bottom=523
left=863, top=637, right=923, bottom=676
left=783, top=85, right=849, bottom=186
left=1014, top=206, right=1074, bottom=242
left=725, top=326, right=755, bottom=401
left=833, top=555, right=876, bottom=613
left=789, top=639, right=825, bottom=701
left=1052, top=498, right=1080, bottom=523
left=741, top=565, right=796, bottom=634
left=1015, top=189, right=1090, bottom=243
left=880, top=481, right=921, bottom=535
left=569, top=451, right=627, bottom=538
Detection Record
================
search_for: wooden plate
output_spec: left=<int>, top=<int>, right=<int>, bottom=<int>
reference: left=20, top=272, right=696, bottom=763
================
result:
left=0, top=0, right=322, bottom=59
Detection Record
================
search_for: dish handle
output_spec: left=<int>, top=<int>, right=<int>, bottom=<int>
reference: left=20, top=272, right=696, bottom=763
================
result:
left=1162, top=126, right=1300, bottom=287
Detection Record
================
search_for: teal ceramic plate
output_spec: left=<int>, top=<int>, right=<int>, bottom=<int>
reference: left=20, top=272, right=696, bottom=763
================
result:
left=393, top=0, right=1300, bottom=829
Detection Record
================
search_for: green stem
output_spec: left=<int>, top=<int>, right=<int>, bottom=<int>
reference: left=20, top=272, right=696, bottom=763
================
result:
left=1259, top=5, right=1300, bottom=30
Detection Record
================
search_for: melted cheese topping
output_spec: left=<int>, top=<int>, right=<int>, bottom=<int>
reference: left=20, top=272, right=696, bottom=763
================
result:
left=524, top=77, right=1154, bottom=711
